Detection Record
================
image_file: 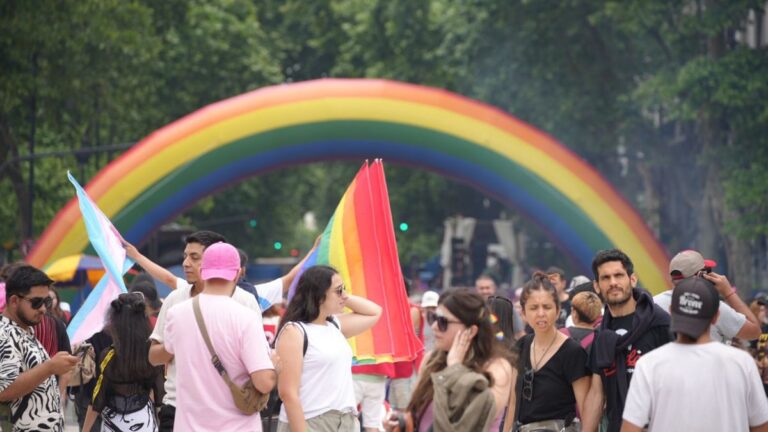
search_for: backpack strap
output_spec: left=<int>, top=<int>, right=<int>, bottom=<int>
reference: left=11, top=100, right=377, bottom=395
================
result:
left=91, top=348, right=115, bottom=404
left=581, top=330, right=596, bottom=349
left=276, top=322, right=309, bottom=356
left=277, top=318, right=338, bottom=357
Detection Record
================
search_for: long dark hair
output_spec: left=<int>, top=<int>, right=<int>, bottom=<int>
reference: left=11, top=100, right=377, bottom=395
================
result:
left=275, top=265, right=337, bottom=339
left=408, top=289, right=512, bottom=425
left=48, top=287, right=68, bottom=322
left=106, top=292, right=154, bottom=380
left=487, top=295, right=516, bottom=347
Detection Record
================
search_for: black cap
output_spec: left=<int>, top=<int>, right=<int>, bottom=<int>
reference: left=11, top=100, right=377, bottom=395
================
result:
left=670, top=277, right=719, bottom=338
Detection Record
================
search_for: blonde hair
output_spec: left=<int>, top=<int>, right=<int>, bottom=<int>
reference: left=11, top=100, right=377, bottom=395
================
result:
left=571, top=291, right=602, bottom=324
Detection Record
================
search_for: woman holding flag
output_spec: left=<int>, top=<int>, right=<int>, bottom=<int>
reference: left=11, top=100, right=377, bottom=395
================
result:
left=275, top=265, right=382, bottom=432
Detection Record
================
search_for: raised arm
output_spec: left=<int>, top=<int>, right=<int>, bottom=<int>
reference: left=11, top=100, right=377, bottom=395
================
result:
left=281, top=236, right=322, bottom=294
left=704, top=272, right=761, bottom=340
left=123, top=240, right=177, bottom=289
left=276, top=324, right=306, bottom=432
left=337, top=295, right=382, bottom=338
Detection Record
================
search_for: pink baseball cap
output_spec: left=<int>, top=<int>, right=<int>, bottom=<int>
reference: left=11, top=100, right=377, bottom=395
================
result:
left=200, top=242, right=240, bottom=281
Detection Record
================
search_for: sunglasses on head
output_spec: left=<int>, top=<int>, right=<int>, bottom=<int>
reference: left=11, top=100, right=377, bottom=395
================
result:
left=427, top=313, right=462, bottom=332
left=20, top=295, right=53, bottom=310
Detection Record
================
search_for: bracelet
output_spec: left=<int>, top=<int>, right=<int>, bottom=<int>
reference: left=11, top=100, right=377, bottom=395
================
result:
left=724, top=288, right=737, bottom=299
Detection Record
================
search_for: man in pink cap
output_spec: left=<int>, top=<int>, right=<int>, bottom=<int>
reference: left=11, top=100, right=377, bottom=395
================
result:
left=653, top=249, right=760, bottom=343
left=161, top=242, right=276, bottom=431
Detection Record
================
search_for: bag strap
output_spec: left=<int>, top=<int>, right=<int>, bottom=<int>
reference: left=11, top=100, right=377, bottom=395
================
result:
left=192, top=296, right=236, bottom=387
left=91, top=348, right=115, bottom=404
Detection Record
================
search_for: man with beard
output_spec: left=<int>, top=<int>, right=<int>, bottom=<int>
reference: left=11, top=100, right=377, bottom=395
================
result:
left=0, top=265, right=78, bottom=432
left=581, top=249, right=671, bottom=432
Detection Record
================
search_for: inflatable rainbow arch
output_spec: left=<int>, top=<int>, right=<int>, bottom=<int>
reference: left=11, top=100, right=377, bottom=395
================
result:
left=27, top=79, right=670, bottom=292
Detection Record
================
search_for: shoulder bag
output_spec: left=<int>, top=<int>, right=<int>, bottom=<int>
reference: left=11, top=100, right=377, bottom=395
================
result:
left=193, top=296, right=270, bottom=415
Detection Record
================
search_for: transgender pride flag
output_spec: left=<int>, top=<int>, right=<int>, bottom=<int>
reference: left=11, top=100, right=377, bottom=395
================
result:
left=66, top=172, right=133, bottom=344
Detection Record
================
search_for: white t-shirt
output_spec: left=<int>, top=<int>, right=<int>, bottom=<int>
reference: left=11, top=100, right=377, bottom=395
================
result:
left=654, top=290, right=745, bottom=342
left=150, top=277, right=264, bottom=405
left=165, top=294, right=273, bottom=431
left=252, top=278, right=283, bottom=311
left=278, top=317, right=357, bottom=422
left=623, top=341, right=768, bottom=431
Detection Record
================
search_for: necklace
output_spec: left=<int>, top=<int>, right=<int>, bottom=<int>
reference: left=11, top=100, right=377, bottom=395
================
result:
left=531, top=333, right=557, bottom=371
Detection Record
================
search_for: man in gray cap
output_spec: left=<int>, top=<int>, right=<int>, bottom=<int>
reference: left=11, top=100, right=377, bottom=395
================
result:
left=622, top=277, right=768, bottom=431
left=653, top=249, right=760, bottom=343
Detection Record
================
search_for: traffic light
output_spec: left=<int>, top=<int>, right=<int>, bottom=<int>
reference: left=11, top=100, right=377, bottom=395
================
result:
left=248, top=218, right=257, bottom=228
left=273, top=241, right=282, bottom=250
left=290, top=248, right=299, bottom=257
left=399, top=222, right=409, bottom=232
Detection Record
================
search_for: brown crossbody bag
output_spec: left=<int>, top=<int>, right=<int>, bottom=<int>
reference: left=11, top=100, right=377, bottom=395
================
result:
left=192, top=296, right=269, bottom=414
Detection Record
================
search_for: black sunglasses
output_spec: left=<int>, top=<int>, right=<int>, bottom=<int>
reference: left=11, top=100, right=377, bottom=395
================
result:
left=522, top=367, right=535, bottom=401
left=20, top=295, right=53, bottom=310
left=427, top=313, right=462, bottom=332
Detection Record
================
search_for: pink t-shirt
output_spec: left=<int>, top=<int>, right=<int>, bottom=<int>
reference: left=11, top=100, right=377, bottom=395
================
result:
left=165, top=294, right=273, bottom=431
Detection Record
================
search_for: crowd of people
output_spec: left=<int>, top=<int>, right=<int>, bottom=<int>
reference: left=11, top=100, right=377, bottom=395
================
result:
left=2, top=230, right=768, bottom=431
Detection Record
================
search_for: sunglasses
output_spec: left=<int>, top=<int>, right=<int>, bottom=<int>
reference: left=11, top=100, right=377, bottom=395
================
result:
left=427, top=313, right=462, bottom=332
left=522, top=367, right=535, bottom=401
left=20, top=295, right=53, bottom=310
left=332, top=284, right=346, bottom=297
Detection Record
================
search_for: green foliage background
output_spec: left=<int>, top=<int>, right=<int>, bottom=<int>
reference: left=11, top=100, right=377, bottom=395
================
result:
left=1, top=0, right=767, bottom=289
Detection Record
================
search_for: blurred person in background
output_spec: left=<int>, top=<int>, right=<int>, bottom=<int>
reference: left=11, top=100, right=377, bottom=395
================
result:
left=47, top=287, right=71, bottom=324
left=560, top=291, right=602, bottom=350
left=546, top=267, right=571, bottom=328
left=654, top=250, right=760, bottom=343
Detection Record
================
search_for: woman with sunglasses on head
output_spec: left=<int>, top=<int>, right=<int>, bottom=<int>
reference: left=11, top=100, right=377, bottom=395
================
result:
left=388, top=288, right=514, bottom=432
left=83, top=292, right=162, bottom=432
left=507, top=272, right=591, bottom=432
left=275, top=265, right=382, bottom=432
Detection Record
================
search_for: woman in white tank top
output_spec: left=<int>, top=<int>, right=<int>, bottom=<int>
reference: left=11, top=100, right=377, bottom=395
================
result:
left=275, top=265, right=382, bottom=432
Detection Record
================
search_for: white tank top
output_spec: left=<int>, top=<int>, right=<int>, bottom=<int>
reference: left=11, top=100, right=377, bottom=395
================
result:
left=278, top=317, right=356, bottom=422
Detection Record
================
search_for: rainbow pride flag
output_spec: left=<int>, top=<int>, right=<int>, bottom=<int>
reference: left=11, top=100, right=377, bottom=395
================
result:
left=66, top=172, right=133, bottom=344
left=289, top=160, right=422, bottom=366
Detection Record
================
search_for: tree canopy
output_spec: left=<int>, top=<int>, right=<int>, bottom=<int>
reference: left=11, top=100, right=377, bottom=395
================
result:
left=1, top=0, right=766, bottom=290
